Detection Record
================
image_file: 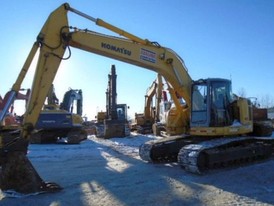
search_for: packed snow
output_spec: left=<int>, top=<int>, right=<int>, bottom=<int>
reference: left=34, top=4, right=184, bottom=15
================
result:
left=0, top=132, right=274, bottom=206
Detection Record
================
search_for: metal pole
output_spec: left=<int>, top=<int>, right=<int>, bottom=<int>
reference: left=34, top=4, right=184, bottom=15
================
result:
left=66, top=4, right=97, bottom=23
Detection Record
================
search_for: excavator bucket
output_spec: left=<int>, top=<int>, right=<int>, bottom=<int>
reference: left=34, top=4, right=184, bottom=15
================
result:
left=0, top=133, right=62, bottom=194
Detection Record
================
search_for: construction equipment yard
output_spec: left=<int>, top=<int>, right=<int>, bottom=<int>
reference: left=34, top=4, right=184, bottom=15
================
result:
left=0, top=2, right=274, bottom=205
left=0, top=132, right=274, bottom=206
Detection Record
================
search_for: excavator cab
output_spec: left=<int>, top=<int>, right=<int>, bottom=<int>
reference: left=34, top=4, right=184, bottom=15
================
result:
left=191, top=78, right=234, bottom=129
left=116, top=104, right=128, bottom=121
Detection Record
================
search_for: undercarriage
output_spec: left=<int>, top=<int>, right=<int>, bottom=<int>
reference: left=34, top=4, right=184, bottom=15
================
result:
left=29, top=128, right=87, bottom=144
left=139, top=134, right=274, bottom=174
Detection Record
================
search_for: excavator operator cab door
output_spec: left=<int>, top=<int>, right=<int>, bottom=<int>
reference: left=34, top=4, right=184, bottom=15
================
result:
left=190, top=78, right=233, bottom=128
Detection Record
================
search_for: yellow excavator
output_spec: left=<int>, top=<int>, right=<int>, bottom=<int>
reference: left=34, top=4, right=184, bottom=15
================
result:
left=0, top=3, right=273, bottom=194
left=131, top=74, right=163, bottom=134
left=153, top=78, right=189, bottom=137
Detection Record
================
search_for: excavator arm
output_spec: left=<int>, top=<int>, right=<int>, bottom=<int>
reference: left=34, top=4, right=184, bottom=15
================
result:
left=60, top=89, right=83, bottom=115
left=22, top=4, right=69, bottom=139
left=0, top=4, right=69, bottom=194
left=0, top=3, right=192, bottom=194
left=144, top=77, right=158, bottom=121
left=144, top=74, right=163, bottom=122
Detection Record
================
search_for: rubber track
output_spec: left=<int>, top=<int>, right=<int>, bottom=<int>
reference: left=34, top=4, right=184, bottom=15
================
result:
left=178, top=136, right=274, bottom=174
left=139, top=135, right=196, bottom=163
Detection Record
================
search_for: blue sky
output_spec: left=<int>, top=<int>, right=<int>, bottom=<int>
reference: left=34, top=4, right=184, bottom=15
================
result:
left=0, top=0, right=273, bottom=119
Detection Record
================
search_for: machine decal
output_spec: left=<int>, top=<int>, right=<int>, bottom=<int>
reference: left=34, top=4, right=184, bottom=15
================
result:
left=101, top=42, right=131, bottom=56
left=140, top=48, right=156, bottom=63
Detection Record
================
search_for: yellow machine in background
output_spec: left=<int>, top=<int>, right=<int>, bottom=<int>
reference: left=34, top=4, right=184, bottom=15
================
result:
left=153, top=79, right=189, bottom=137
left=131, top=74, right=163, bottom=134
left=0, top=3, right=273, bottom=194
left=96, top=111, right=107, bottom=124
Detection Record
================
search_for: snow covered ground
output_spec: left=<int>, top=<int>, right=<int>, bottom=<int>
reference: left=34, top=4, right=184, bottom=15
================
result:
left=1, top=132, right=274, bottom=206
